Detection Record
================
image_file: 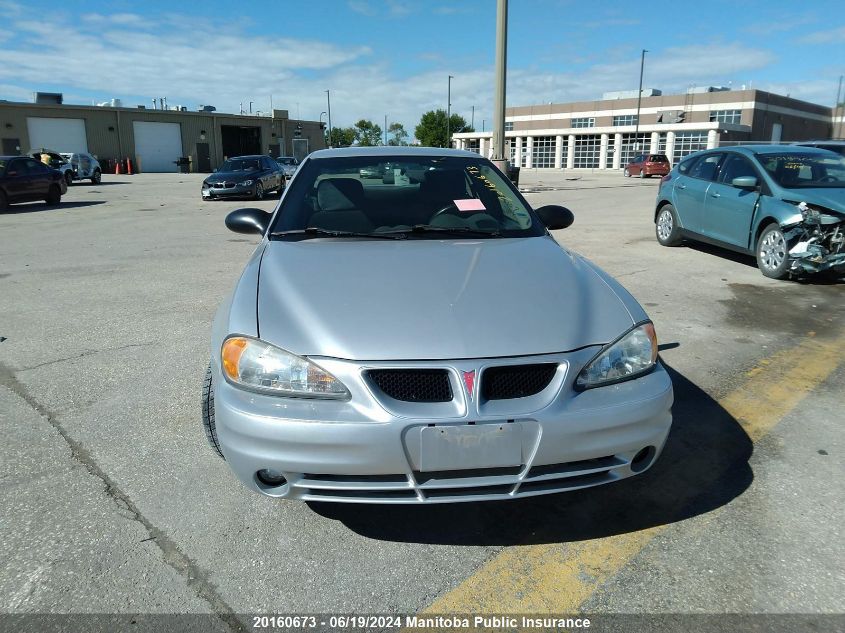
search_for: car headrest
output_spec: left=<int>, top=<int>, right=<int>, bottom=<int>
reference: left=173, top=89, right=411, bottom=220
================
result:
left=420, top=170, right=468, bottom=202
left=317, top=178, right=365, bottom=211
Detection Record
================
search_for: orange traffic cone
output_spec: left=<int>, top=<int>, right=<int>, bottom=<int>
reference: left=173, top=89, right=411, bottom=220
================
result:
left=126, top=158, right=133, bottom=175
left=114, top=160, right=121, bottom=175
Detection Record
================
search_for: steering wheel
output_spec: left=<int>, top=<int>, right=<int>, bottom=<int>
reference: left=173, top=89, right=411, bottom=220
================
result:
left=429, top=202, right=460, bottom=221
left=819, top=175, right=839, bottom=183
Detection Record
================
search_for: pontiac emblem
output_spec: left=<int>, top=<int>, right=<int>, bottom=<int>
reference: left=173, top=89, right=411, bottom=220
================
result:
left=462, top=370, right=476, bottom=400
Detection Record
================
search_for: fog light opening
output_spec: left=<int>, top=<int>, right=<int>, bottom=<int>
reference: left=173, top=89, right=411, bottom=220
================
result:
left=256, top=468, right=288, bottom=487
left=630, top=446, right=657, bottom=473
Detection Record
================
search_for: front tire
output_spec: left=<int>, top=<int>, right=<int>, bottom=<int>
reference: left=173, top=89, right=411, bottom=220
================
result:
left=0, top=190, right=7, bottom=212
left=64, top=171, right=73, bottom=187
left=655, top=204, right=683, bottom=246
left=624, top=168, right=631, bottom=177
left=45, top=185, right=61, bottom=205
left=202, top=364, right=225, bottom=459
left=756, top=223, right=791, bottom=279
left=91, top=169, right=101, bottom=184
left=254, top=182, right=264, bottom=200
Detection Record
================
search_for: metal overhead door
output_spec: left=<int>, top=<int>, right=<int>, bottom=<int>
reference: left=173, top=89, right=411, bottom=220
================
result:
left=133, top=121, right=182, bottom=172
left=26, top=117, right=88, bottom=153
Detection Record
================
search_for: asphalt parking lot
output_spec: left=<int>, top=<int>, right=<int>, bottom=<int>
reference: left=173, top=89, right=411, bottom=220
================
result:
left=1, top=170, right=843, bottom=630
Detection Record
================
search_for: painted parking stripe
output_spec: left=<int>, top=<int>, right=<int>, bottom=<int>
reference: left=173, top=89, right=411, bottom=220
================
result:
left=421, top=332, right=845, bottom=614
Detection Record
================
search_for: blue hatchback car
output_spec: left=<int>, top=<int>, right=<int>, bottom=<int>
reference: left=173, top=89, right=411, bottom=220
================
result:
left=654, top=145, right=845, bottom=279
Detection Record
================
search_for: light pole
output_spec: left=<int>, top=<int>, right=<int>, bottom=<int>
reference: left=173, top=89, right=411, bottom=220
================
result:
left=634, top=49, right=648, bottom=150
left=319, top=111, right=327, bottom=147
left=492, top=0, right=508, bottom=172
left=249, top=101, right=254, bottom=114
left=471, top=105, right=475, bottom=130
left=447, top=75, right=454, bottom=148
left=325, top=90, right=333, bottom=148
left=384, top=114, right=388, bottom=145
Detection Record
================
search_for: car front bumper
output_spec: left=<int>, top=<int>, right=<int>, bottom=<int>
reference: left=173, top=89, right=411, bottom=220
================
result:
left=202, top=183, right=256, bottom=199
left=212, top=349, right=674, bottom=504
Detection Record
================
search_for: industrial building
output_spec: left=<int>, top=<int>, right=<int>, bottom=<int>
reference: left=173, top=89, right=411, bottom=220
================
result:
left=453, top=88, right=836, bottom=169
left=0, top=95, right=326, bottom=172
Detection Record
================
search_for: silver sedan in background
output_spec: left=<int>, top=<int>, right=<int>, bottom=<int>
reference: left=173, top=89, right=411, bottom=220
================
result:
left=203, top=147, right=673, bottom=504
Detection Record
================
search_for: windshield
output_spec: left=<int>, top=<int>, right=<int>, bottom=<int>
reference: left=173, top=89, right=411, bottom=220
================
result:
left=219, top=158, right=260, bottom=172
left=756, top=152, right=845, bottom=188
left=277, top=157, right=297, bottom=166
left=270, top=155, right=545, bottom=239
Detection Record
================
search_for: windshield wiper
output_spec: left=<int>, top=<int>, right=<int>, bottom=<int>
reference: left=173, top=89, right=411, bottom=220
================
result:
left=270, top=227, right=407, bottom=240
left=379, top=224, right=503, bottom=238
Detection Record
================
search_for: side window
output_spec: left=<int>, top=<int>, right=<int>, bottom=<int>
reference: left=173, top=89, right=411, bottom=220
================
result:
left=23, top=159, right=48, bottom=174
left=688, top=154, right=723, bottom=182
left=7, top=159, right=23, bottom=174
left=677, top=156, right=700, bottom=175
left=718, top=155, right=758, bottom=184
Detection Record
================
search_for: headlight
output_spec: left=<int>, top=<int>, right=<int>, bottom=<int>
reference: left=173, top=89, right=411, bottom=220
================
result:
left=241, top=179, right=253, bottom=186
left=221, top=336, right=349, bottom=398
left=576, top=322, right=658, bottom=389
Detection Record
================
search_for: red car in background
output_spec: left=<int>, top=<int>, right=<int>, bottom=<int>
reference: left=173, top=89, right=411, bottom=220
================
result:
left=624, top=153, right=670, bottom=178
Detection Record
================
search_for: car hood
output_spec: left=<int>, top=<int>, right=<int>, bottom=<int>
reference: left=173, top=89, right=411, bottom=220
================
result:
left=782, top=188, right=845, bottom=212
left=206, top=170, right=259, bottom=182
left=256, top=236, right=635, bottom=361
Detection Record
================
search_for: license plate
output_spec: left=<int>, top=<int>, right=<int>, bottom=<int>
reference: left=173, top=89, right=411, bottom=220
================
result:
left=419, top=423, right=522, bottom=472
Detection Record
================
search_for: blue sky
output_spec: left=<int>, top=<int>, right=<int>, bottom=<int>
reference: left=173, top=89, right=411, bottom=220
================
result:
left=1, top=0, right=843, bottom=134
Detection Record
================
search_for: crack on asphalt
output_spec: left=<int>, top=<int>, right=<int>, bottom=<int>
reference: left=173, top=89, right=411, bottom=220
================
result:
left=0, top=362, right=248, bottom=633
left=16, top=342, right=157, bottom=372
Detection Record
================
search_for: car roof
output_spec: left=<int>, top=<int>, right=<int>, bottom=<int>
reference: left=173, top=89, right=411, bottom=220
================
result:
left=308, top=146, right=481, bottom=160
left=226, top=154, right=268, bottom=160
left=724, top=144, right=835, bottom=155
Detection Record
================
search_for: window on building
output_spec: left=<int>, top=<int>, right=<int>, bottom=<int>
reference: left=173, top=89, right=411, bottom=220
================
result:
left=673, top=132, right=708, bottom=164
left=504, top=121, right=514, bottom=131
left=620, top=133, right=651, bottom=167
left=465, top=138, right=480, bottom=154
left=573, top=134, right=601, bottom=168
left=532, top=136, right=556, bottom=168
left=571, top=117, right=595, bottom=129
left=612, top=114, right=638, bottom=127
left=709, top=109, right=742, bottom=124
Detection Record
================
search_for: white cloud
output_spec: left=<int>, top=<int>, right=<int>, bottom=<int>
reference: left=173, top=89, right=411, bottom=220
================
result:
left=798, top=25, right=845, bottom=44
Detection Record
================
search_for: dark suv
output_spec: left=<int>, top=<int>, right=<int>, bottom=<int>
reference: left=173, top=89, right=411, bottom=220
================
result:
left=0, top=155, right=66, bottom=212
left=625, top=153, right=670, bottom=178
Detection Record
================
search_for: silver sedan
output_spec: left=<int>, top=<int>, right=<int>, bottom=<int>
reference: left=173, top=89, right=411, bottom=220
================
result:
left=203, top=147, right=673, bottom=503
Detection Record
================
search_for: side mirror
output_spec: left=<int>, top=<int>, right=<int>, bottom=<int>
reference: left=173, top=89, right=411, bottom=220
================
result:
left=225, top=208, right=271, bottom=235
left=732, top=176, right=757, bottom=189
left=535, top=204, right=574, bottom=230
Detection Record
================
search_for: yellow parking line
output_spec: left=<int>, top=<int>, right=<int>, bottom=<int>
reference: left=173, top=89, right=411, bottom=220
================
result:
left=422, top=332, right=845, bottom=615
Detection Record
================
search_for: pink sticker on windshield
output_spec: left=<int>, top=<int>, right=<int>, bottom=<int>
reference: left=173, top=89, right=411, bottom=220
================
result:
left=454, top=198, right=486, bottom=212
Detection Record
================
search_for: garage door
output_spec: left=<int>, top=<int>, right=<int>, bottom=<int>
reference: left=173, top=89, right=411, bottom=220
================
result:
left=133, top=121, right=182, bottom=173
left=26, top=117, right=88, bottom=153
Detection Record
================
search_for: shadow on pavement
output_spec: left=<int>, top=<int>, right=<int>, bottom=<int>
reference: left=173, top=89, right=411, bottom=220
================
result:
left=308, top=362, right=754, bottom=545
left=3, top=200, right=107, bottom=214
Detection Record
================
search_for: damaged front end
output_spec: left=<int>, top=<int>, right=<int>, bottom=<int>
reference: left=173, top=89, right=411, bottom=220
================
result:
left=782, top=201, right=845, bottom=275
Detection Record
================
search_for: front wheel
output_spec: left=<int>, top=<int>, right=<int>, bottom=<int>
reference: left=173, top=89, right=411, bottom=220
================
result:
left=655, top=205, right=683, bottom=246
left=91, top=169, right=101, bottom=184
left=254, top=182, right=264, bottom=200
left=64, top=171, right=73, bottom=187
left=0, top=190, right=7, bottom=212
left=756, top=224, right=790, bottom=279
left=624, top=168, right=631, bottom=177
left=45, top=185, right=61, bottom=205
left=201, top=364, right=225, bottom=459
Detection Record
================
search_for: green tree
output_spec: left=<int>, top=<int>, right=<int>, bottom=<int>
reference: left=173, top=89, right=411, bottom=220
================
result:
left=329, top=126, right=357, bottom=147
left=414, top=109, right=473, bottom=147
left=387, top=122, right=409, bottom=146
left=353, top=119, right=383, bottom=146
